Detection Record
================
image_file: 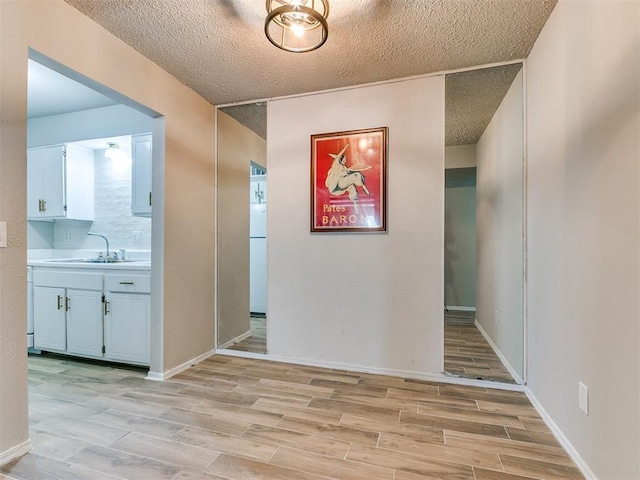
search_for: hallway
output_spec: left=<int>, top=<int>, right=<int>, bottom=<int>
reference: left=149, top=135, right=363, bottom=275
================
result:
left=227, top=316, right=267, bottom=354
left=444, top=311, right=516, bottom=384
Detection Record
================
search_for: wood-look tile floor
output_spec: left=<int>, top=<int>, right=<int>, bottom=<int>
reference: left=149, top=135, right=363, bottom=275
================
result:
left=227, top=316, right=267, bottom=354
left=444, top=311, right=517, bottom=384
left=1, top=353, right=584, bottom=480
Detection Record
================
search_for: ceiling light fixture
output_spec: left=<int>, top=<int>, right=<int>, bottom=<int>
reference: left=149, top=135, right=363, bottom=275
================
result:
left=265, top=0, right=329, bottom=53
left=104, top=142, right=120, bottom=159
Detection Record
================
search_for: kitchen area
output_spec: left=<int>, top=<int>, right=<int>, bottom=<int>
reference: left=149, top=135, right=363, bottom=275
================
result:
left=27, top=59, right=155, bottom=367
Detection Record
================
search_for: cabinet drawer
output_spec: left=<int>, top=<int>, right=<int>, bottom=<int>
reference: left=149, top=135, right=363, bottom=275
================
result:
left=33, top=270, right=103, bottom=290
left=105, top=274, right=150, bottom=293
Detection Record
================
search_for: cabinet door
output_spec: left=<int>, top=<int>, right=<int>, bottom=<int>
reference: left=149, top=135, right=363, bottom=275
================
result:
left=42, top=145, right=67, bottom=218
left=104, top=293, right=150, bottom=365
left=132, top=134, right=152, bottom=216
left=33, top=286, right=67, bottom=351
left=64, top=145, right=95, bottom=221
left=66, top=289, right=104, bottom=358
left=27, top=148, right=45, bottom=219
left=27, top=146, right=65, bottom=219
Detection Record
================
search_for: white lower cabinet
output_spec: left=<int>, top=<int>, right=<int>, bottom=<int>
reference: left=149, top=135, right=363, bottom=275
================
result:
left=104, top=273, right=151, bottom=365
left=66, top=290, right=104, bottom=358
left=34, top=284, right=103, bottom=356
left=33, top=286, right=68, bottom=352
left=105, top=293, right=150, bottom=365
left=32, top=268, right=150, bottom=366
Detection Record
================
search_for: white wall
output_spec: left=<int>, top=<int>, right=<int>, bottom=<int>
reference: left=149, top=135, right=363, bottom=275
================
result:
left=27, top=104, right=152, bottom=148
left=475, top=68, right=524, bottom=381
left=27, top=222, right=54, bottom=249
left=268, top=77, right=444, bottom=374
left=0, top=0, right=215, bottom=461
left=526, top=1, right=639, bottom=478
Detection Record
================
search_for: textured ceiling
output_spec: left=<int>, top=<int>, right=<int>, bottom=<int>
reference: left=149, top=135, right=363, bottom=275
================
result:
left=446, top=63, right=522, bottom=146
left=221, top=102, right=267, bottom=140
left=220, top=63, right=524, bottom=146
left=63, top=0, right=556, bottom=107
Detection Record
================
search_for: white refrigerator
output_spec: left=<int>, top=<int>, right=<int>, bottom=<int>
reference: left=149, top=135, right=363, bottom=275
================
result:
left=250, top=178, right=267, bottom=314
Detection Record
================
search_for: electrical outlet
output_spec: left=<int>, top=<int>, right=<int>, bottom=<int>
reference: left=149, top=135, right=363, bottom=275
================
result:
left=579, top=382, right=589, bottom=415
left=133, top=231, right=142, bottom=243
left=0, top=222, right=6, bottom=248
left=64, top=231, right=71, bottom=242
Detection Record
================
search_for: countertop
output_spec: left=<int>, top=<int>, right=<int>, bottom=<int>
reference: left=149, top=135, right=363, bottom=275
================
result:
left=28, top=258, right=151, bottom=271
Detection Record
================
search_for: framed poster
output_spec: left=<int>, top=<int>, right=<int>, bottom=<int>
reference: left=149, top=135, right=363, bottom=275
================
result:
left=311, top=127, right=387, bottom=232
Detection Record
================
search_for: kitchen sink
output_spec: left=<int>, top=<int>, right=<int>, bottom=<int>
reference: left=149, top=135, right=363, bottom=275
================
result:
left=44, top=258, right=140, bottom=264
left=40, top=259, right=80, bottom=262
left=84, top=258, right=140, bottom=263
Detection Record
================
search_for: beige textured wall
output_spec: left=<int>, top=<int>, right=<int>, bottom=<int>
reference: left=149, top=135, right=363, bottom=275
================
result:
left=445, top=144, right=476, bottom=169
left=0, top=0, right=215, bottom=458
left=526, top=1, right=639, bottom=478
left=216, top=111, right=266, bottom=346
left=475, top=68, right=524, bottom=381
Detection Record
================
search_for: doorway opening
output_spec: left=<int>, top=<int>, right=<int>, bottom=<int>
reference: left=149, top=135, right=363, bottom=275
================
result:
left=26, top=50, right=163, bottom=380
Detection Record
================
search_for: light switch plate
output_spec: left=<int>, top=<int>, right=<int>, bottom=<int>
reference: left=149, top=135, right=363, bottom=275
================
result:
left=0, top=222, right=6, bottom=248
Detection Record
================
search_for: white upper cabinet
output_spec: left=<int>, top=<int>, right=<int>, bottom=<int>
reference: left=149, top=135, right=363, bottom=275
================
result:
left=132, top=133, right=152, bottom=217
left=27, top=144, right=95, bottom=221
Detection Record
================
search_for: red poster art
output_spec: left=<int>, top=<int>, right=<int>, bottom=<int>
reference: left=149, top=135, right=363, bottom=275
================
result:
left=311, top=127, right=387, bottom=232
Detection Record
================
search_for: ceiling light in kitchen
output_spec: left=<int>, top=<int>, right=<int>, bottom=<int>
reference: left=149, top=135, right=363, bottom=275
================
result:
left=104, top=142, right=120, bottom=159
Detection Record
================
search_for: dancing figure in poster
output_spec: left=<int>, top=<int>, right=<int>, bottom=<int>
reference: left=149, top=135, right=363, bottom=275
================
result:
left=324, top=144, right=371, bottom=212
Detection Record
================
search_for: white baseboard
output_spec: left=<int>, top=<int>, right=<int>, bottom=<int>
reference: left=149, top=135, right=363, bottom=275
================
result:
left=215, top=348, right=271, bottom=361
left=445, top=306, right=476, bottom=312
left=145, top=371, right=164, bottom=382
left=474, top=320, right=523, bottom=385
left=213, top=349, right=525, bottom=393
left=145, top=349, right=216, bottom=381
left=218, top=330, right=252, bottom=350
left=0, top=439, right=31, bottom=468
left=525, top=389, right=598, bottom=480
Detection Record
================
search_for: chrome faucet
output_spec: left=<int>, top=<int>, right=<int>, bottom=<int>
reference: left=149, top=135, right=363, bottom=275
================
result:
left=87, top=233, right=110, bottom=259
